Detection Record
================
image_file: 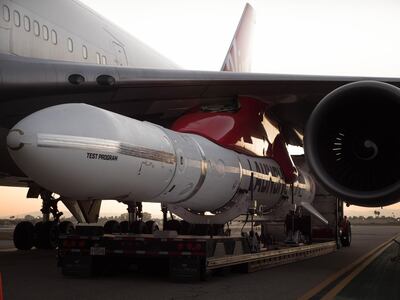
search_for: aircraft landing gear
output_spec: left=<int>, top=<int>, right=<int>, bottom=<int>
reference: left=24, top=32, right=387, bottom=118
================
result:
left=13, top=191, right=68, bottom=250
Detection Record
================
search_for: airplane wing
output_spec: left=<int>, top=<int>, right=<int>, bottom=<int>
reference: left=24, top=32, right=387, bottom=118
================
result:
left=2, top=53, right=400, bottom=148
left=2, top=53, right=400, bottom=209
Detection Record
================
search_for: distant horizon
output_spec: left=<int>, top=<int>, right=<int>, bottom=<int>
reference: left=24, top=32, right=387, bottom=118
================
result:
left=1, top=186, right=399, bottom=220
left=2, top=208, right=400, bottom=220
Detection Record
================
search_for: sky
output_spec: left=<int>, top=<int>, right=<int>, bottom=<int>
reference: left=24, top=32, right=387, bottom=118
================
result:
left=1, top=0, right=400, bottom=218
left=79, top=0, right=400, bottom=76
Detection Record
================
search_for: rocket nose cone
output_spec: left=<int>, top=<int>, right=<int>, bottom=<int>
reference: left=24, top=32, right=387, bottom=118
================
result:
left=7, top=129, right=25, bottom=151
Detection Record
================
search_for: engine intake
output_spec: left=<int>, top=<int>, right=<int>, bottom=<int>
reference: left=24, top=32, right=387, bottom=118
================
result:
left=305, top=81, right=400, bottom=206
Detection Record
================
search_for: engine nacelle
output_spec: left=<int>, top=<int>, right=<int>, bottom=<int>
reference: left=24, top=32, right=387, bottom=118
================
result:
left=305, top=81, right=400, bottom=207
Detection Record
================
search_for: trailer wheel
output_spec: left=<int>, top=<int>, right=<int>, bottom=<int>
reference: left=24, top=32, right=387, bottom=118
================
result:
left=104, top=220, right=120, bottom=234
left=145, top=220, right=159, bottom=234
left=165, top=220, right=180, bottom=232
left=13, top=221, right=35, bottom=250
left=211, top=224, right=224, bottom=236
left=179, top=220, right=192, bottom=235
left=59, top=221, right=74, bottom=235
left=133, top=220, right=146, bottom=234
left=120, top=221, right=130, bottom=233
left=192, top=224, right=209, bottom=236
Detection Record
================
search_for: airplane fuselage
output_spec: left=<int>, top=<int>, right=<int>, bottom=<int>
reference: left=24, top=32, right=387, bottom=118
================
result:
left=0, top=0, right=178, bottom=68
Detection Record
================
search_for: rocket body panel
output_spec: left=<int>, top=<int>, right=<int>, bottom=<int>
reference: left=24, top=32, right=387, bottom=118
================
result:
left=237, top=155, right=286, bottom=210
left=158, top=131, right=241, bottom=211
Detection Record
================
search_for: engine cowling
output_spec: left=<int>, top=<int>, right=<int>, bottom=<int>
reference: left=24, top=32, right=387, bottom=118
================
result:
left=305, top=81, right=400, bottom=207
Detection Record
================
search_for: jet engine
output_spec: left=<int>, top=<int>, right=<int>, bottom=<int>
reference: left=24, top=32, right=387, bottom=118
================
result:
left=305, top=81, right=400, bottom=206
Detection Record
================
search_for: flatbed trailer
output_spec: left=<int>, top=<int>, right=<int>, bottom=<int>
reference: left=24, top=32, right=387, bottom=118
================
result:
left=57, top=161, right=345, bottom=281
left=58, top=230, right=337, bottom=281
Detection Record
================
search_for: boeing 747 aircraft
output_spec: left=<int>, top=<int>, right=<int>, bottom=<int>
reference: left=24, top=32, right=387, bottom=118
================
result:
left=0, top=0, right=398, bottom=250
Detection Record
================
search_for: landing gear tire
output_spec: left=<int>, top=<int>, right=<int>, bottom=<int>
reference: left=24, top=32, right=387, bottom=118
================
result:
left=59, top=221, right=74, bottom=235
left=13, top=221, right=35, bottom=250
left=145, top=220, right=159, bottom=234
left=35, top=221, right=59, bottom=249
left=33, top=221, right=44, bottom=249
left=104, top=220, right=120, bottom=234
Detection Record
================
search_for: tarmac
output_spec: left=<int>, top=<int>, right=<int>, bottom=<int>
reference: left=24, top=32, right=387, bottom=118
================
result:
left=0, top=225, right=399, bottom=300
left=335, top=239, right=400, bottom=300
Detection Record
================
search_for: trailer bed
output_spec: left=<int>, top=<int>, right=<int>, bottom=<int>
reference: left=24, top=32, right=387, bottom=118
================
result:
left=58, top=230, right=337, bottom=281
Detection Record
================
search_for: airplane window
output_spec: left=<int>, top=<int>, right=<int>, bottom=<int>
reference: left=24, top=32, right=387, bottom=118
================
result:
left=42, top=25, right=49, bottom=41
left=13, top=11, right=20, bottom=27
left=23, top=15, right=30, bottom=32
left=102, top=55, right=107, bottom=65
left=51, top=29, right=57, bottom=45
left=82, top=45, right=88, bottom=59
left=3, top=5, right=10, bottom=22
left=67, top=38, right=73, bottom=52
left=96, top=52, right=101, bottom=64
left=33, top=21, right=40, bottom=36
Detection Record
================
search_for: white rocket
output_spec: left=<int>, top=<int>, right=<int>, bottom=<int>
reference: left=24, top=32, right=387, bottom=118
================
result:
left=7, top=104, right=326, bottom=224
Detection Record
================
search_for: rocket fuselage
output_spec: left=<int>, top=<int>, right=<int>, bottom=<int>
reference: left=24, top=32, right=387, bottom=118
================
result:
left=7, top=104, right=315, bottom=215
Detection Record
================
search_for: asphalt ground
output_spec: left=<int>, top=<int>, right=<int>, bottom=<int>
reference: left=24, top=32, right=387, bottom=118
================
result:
left=335, top=238, right=400, bottom=300
left=0, top=225, right=399, bottom=300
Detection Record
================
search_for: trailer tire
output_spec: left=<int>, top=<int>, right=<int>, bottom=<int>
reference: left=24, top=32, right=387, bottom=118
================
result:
left=179, top=220, right=192, bottom=235
left=13, top=221, right=35, bottom=250
left=165, top=220, right=180, bottom=232
left=59, top=221, right=74, bottom=235
left=133, top=220, right=146, bottom=234
left=104, top=220, right=120, bottom=234
left=145, top=220, right=159, bottom=234
left=120, top=221, right=130, bottom=233
left=192, top=224, right=209, bottom=236
left=211, top=224, right=224, bottom=236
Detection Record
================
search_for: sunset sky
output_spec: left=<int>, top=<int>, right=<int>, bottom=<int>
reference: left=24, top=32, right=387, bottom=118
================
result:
left=1, top=0, right=400, bottom=218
